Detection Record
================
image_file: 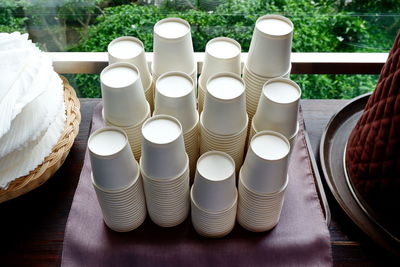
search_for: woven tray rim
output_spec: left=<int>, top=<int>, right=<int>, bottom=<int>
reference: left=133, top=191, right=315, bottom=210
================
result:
left=0, top=75, right=81, bottom=203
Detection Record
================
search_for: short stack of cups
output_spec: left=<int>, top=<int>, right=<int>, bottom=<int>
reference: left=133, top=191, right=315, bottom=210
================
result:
left=100, top=62, right=151, bottom=161
left=152, top=17, right=197, bottom=88
left=88, top=127, right=147, bottom=232
left=107, top=36, right=155, bottom=111
left=200, top=72, right=248, bottom=172
left=198, top=37, right=241, bottom=112
left=250, top=78, right=301, bottom=155
left=154, top=71, right=199, bottom=179
left=244, top=14, right=293, bottom=120
left=140, top=115, right=190, bottom=227
left=191, top=151, right=238, bottom=238
left=237, top=131, right=290, bottom=232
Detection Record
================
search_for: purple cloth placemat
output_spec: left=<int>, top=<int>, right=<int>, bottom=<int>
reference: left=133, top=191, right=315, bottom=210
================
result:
left=62, top=103, right=332, bottom=267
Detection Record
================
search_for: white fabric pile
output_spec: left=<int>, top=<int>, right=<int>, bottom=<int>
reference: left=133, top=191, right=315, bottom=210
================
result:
left=0, top=32, right=66, bottom=189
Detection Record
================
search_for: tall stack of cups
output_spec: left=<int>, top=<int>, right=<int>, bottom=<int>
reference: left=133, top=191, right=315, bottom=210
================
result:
left=107, top=36, right=155, bottom=111
left=200, top=73, right=248, bottom=172
left=244, top=15, right=293, bottom=121
left=152, top=18, right=197, bottom=88
left=154, top=71, right=199, bottom=179
left=250, top=78, right=301, bottom=155
left=88, top=127, right=147, bottom=232
left=140, top=115, right=190, bottom=227
left=191, top=151, right=237, bottom=238
left=198, top=37, right=241, bottom=112
left=100, top=63, right=150, bottom=161
left=237, top=131, right=290, bottom=232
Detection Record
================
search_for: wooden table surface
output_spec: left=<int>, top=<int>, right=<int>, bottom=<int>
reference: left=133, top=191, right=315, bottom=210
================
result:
left=0, top=99, right=399, bottom=267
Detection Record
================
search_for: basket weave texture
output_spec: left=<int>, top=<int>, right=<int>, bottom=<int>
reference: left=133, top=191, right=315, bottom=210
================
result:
left=0, top=76, right=81, bottom=203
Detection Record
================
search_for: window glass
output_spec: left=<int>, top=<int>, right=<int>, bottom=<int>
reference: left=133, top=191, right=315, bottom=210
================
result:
left=1, top=0, right=398, bottom=99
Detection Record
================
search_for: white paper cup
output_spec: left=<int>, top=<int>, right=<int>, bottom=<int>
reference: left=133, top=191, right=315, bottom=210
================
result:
left=107, top=36, right=152, bottom=90
left=253, top=78, right=301, bottom=138
left=192, top=151, right=236, bottom=211
left=191, top=187, right=237, bottom=238
left=92, top=171, right=147, bottom=232
left=142, top=164, right=190, bottom=227
left=153, top=17, right=195, bottom=75
left=202, top=72, right=247, bottom=135
left=141, top=115, right=187, bottom=179
left=247, top=15, right=293, bottom=77
left=88, top=127, right=139, bottom=191
left=101, top=62, right=149, bottom=127
left=154, top=71, right=197, bottom=132
left=199, top=37, right=241, bottom=89
left=241, top=131, right=290, bottom=194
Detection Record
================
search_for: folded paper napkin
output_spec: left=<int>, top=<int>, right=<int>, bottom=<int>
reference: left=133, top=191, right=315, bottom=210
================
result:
left=62, top=103, right=331, bottom=267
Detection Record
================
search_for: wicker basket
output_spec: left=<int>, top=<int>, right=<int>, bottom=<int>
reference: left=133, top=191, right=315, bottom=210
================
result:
left=0, top=76, right=81, bottom=203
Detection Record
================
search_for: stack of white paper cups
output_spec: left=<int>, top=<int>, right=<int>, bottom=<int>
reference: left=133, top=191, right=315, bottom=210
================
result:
left=107, top=36, right=155, bottom=111
left=250, top=78, right=301, bottom=155
left=140, top=115, right=190, bottom=227
left=191, top=151, right=238, bottom=238
left=152, top=17, right=196, bottom=87
left=154, top=71, right=199, bottom=179
left=237, top=131, right=290, bottom=232
left=100, top=63, right=150, bottom=160
left=200, top=73, right=248, bottom=171
left=88, top=127, right=147, bottom=232
left=198, top=37, right=241, bottom=112
left=244, top=14, right=293, bottom=120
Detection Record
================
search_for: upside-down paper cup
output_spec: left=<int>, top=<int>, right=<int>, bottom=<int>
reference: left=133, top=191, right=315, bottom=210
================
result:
left=241, top=130, right=290, bottom=194
left=247, top=14, right=293, bottom=77
left=88, top=127, right=139, bottom=191
left=140, top=115, right=187, bottom=180
left=108, top=36, right=152, bottom=90
left=192, top=151, right=236, bottom=212
left=154, top=71, right=197, bottom=132
left=253, top=78, right=301, bottom=138
left=101, top=63, right=149, bottom=127
left=202, top=72, right=247, bottom=135
left=199, top=37, right=241, bottom=89
left=153, top=17, right=195, bottom=75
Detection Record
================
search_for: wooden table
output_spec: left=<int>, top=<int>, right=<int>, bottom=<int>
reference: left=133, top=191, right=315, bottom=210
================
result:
left=0, top=99, right=398, bottom=266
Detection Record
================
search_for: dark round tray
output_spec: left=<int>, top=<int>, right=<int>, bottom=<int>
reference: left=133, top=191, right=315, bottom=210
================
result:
left=319, top=93, right=400, bottom=255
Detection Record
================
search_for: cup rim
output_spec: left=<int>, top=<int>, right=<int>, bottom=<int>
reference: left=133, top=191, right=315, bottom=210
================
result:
left=205, top=72, right=245, bottom=103
left=141, top=114, right=183, bottom=146
left=103, top=102, right=151, bottom=128
left=154, top=17, right=191, bottom=41
left=255, top=14, right=294, bottom=39
left=107, top=36, right=144, bottom=60
left=91, top=160, right=140, bottom=193
left=239, top=167, right=290, bottom=196
left=244, top=63, right=292, bottom=79
left=140, top=154, right=189, bottom=181
left=252, top=117, right=300, bottom=141
left=100, top=62, right=141, bottom=89
left=200, top=112, right=249, bottom=137
left=88, top=126, right=129, bottom=159
left=262, top=78, right=301, bottom=104
left=190, top=186, right=238, bottom=215
left=195, top=151, right=236, bottom=182
left=205, top=36, right=241, bottom=60
left=249, top=130, right=291, bottom=162
left=155, top=71, right=195, bottom=100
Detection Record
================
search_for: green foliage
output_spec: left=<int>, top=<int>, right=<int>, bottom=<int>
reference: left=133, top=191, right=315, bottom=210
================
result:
left=71, top=0, right=385, bottom=99
left=1, top=0, right=392, bottom=99
left=0, top=0, right=26, bottom=33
